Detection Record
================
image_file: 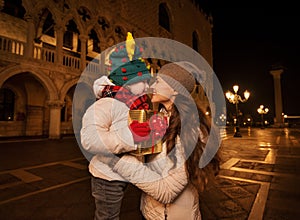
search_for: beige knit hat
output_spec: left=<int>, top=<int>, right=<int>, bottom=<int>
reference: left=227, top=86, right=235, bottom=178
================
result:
left=159, top=62, right=196, bottom=94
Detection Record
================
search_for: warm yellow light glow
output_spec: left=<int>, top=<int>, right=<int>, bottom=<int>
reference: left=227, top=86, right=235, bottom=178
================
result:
left=233, top=85, right=239, bottom=93
left=225, top=91, right=232, bottom=99
left=244, top=90, right=250, bottom=100
left=257, top=105, right=269, bottom=114
left=257, top=108, right=262, bottom=114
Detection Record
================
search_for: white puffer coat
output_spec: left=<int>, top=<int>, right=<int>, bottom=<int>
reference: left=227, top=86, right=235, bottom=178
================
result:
left=112, top=137, right=201, bottom=220
left=81, top=97, right=136, bottom=180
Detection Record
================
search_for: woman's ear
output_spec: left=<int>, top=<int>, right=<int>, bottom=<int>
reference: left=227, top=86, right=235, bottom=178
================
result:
left=170, top=90, right=178, bottom=102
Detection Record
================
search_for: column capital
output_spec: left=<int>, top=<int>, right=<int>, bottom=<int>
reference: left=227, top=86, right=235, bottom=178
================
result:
left=270, top=68, right=284, bottom=79
left=54, top=24, right=66, bottom=32
left=24, top=13, right=35, bottom=23
left=47, top=100, right=65, bottom=108
left=79, top=34, right=89, bottom=41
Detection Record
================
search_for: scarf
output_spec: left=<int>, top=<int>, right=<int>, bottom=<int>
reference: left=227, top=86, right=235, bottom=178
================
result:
left=101, top=85, right=150, bottom=110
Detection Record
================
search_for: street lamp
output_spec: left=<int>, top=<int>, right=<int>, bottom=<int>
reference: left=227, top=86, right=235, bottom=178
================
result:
left=225, top=85, right=250, bottom=137
left=257, top=105, right=269, bottom=129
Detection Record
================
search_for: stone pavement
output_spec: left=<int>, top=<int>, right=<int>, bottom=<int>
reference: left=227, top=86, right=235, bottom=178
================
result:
left=0, top=127, right=300, bottom=219
left=200, top=127, right=300, bottom=220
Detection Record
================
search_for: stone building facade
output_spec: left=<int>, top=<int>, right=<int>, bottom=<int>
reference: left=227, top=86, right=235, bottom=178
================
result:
left=0, top=0, right=213, bottom=139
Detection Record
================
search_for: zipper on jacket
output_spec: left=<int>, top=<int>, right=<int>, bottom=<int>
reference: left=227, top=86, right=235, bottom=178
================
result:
left=164, top=204, right=168, bottom=220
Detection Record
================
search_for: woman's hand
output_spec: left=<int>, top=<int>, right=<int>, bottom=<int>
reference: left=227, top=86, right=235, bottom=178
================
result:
left=149, top=115, right=168, bottom=140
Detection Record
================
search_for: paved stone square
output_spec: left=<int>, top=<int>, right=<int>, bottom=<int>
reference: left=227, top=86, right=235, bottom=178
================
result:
left=0, top=127, right=299, bottom=219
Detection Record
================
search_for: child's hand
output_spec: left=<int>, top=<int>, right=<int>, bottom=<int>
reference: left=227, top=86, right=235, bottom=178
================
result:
left=129, top=120, right=151, bottom=142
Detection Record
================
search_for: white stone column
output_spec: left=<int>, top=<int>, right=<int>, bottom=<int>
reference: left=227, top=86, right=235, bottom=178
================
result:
left=79, top=35, right=88, bottom=71
left=270, top=68, right=284, bottom=126
left=24, top=14, right=35, bottom=58
left=55, top=25, right=65, bottom=65
left=47, top=100, right=64, bottom=139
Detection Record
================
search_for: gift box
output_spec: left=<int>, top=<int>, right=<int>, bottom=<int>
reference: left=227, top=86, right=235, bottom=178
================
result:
left=129, top=109, right=163, bottom=156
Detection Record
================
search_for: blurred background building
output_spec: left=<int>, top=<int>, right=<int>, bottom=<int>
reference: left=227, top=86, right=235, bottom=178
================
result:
left=0, top=0, right=213, bottom=139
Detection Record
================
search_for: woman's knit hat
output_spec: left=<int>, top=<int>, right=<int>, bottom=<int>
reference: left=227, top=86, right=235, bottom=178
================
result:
left=159, top=62, right=196, bottom=94
left=107, top=32, right=151, bottom=86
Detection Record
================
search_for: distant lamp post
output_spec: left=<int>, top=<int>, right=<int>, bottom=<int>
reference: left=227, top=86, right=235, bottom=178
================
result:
left=257, top=105, right=269, bottom=129
left=219, top=113, right=226, bottom=122
left=225, top=85, right=250, bottom=137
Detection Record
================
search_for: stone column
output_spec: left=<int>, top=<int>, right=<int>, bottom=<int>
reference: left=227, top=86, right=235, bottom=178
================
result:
left=100, top=41, right=108, bottom=74
left=24, top=14, right=35, bottom=58
left=55, top=25, right=65, bottom=65
left=79, top=35, right=88, bottom=71
left=47, top=100, right=64, bottom=139
left=270, top=68, right=284, bottom=126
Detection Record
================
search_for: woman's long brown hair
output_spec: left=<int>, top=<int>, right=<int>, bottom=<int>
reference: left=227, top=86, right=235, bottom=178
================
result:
left=162, top=94, right=221, bottom=193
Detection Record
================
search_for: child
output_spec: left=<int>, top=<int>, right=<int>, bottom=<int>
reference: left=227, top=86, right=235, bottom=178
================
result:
left=80, top=32, right=164, bottom=219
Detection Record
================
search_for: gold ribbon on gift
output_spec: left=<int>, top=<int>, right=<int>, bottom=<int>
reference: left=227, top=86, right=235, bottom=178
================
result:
left=129, top=109, right=163, bottom=156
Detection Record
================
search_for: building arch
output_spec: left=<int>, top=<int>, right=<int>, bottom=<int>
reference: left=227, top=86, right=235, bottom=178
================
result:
left=60, top=78, right=79, bottom=101
left=23, top=0, right=61, bottom=23
left=0, top=65, right=59, bottom=100
left=34, top=8, right=56, bottom=42
left=61, top=9, right=84, bottom=36
left=1, top=82, right=27, bottom=120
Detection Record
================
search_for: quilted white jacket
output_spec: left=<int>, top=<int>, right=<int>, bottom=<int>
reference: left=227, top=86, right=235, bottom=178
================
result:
left=113, top=138, right=201, bottom=220
left=80, top=97, right=136, bottom=180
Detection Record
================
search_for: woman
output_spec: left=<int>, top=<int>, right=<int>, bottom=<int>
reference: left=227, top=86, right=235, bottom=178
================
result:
left=99, top=62, right=221, bottom=220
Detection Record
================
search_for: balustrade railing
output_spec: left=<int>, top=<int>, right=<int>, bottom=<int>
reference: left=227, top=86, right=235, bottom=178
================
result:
left=85, top=59, right=101, bottom=73
left=33, top=46, right=55, bottom=63
left=0, top=35, right=101, bottom=74
left=0, top=36, right=24, bottom=55
left=62, top=52, right=80, bottom=69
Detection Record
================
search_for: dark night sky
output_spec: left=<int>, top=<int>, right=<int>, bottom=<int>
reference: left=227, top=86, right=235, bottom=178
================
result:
left=200, top=2, right=300, bottom=122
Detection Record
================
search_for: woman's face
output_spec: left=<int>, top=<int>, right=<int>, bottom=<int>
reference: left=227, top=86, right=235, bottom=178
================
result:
left=150, top=76, right=176, bottom=106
